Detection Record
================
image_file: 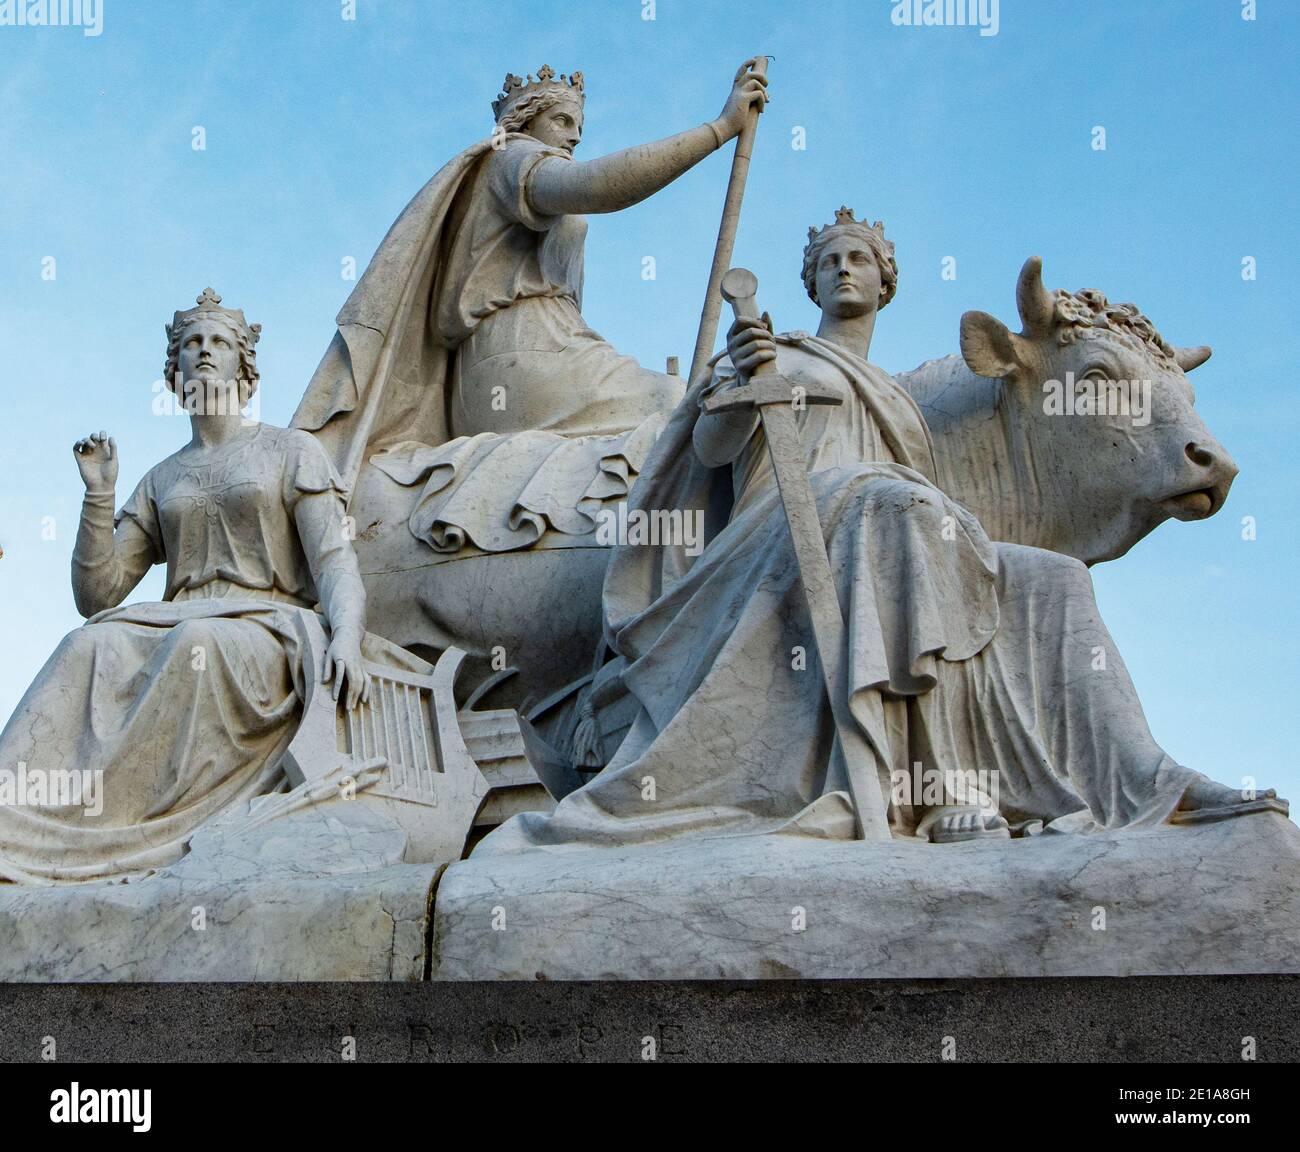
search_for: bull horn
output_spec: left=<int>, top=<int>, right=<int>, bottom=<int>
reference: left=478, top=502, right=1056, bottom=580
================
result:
left=1016, top=255, right=1055, bottom=336
left=1174, top=345, right=1212, bottom=373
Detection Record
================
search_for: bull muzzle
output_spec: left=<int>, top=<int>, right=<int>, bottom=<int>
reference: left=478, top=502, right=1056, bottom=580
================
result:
left=1161, top=440, right=1238, bottom=520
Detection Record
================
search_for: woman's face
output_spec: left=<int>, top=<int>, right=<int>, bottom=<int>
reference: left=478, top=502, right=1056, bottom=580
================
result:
left=176, top=317, right=244, bottom=413
left=526, top=100, right=584, bottom=154
left=815, top=234, right=883, bottom=319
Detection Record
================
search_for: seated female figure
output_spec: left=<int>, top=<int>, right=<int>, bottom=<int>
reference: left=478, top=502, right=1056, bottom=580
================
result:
left=0, top=290, right=370, bottom=883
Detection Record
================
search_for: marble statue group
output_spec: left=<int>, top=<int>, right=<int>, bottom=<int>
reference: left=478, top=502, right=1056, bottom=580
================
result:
left=0, top=58, right=1293, bottom=980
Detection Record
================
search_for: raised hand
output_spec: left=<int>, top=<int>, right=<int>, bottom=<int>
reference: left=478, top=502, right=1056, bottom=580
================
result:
left=73, top=431, right=118, bottom=492
left=715, top=57, right=769, bottom=140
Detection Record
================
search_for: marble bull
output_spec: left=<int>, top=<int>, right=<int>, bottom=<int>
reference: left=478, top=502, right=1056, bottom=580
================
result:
left=898, top=256, right=1233, bottom=565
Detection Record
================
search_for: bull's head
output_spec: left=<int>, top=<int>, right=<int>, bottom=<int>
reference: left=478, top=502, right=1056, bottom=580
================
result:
left=958, top=256, right=1236, bottom=563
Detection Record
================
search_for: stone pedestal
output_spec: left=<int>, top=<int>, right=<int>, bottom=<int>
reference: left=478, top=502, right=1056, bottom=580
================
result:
left=0, top=805, right=439, bottom=982
left=1, top=976, right=1296, bottom=1062
left=431, top=812, right=1300, bottom=980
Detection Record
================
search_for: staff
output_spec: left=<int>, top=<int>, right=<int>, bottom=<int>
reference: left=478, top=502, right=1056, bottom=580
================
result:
left=689, top=56, right=770, bottom=383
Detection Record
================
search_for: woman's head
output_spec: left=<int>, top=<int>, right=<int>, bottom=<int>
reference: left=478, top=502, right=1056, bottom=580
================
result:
left=516, top=93, right=584, bottom=153
left=493, top=66, right=585, bottom=153
left=802, top=207, right=897, bottom=316
left=163, top=289, right=261, bottom=414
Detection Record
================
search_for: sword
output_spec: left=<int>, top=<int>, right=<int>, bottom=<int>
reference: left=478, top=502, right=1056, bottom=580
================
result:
left=703, top=267, right=892, bottom=840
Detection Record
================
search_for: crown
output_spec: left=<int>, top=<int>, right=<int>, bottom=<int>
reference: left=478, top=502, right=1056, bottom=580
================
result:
left=166, top=288, right=261, bottom=345
left=806, top=205, right=886, bottom=247
left=492, top=64, right=585, bottom=120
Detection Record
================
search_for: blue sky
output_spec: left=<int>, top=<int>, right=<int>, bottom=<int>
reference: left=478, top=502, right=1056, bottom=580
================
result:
left=1, top=0, right=1297, bottom=804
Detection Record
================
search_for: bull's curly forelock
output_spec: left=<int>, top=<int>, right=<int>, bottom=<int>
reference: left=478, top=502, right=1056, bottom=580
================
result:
left=1052, top=288, right=1176, bottom=365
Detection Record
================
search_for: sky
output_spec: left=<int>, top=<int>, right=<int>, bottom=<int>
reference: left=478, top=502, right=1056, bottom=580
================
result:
left=0, top=0, right=1297, bottom=807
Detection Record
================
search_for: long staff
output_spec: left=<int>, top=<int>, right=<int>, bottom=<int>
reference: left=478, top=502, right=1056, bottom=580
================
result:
left=688, top=56, right=770, bottom=383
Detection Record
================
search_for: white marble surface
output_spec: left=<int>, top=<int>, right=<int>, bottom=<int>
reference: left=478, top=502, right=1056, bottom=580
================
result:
left=431, top=812, right=1300, bottom=980
left=0, top=802, right=439, bottom=981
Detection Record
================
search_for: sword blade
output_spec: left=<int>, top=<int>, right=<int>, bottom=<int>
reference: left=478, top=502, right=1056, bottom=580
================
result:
left=757, top=403, right=892, bottom=841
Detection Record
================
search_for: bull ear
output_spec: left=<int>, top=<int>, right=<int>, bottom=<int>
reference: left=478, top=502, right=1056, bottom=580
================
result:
left=1174, top=345, right=1212, bottom=373
left=961, top=310, right=1025, bottom=380
left=1016, top=255, right=1055, bottom=337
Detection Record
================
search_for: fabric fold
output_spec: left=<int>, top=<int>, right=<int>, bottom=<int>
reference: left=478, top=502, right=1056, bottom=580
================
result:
left=370, top=411, right=668, bottom=553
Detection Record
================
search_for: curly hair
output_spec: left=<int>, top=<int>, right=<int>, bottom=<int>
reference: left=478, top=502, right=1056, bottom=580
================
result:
left=802, top=222, right=898, bottom=311
left=163, top=314, right=260, bottom=405
left=1050, top=288, right=1176, bottom=366
left=495, top=89, right=584, bottom=134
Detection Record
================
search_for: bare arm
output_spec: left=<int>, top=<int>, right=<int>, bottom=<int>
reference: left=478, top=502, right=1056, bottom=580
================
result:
left=294, top=490, right=366, bottom=639
left=294, top=488, right=370, bottom=708
left=529, top=59, right=767, bottom=218
left=70, top=432, right=157, bottom=617
left=71, top=492, right=158, bottom=617
left=693, top=372, right=758, bottom=469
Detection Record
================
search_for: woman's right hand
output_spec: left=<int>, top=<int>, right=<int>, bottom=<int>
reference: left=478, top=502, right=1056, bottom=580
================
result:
left=715, top=58, right=769, bottom=140
left=726, top=314, right=777, bottom=378
left=74, top=431, right=118, bottom=492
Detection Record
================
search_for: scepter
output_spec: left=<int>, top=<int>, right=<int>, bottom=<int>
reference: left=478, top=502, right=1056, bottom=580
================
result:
left=688, top=56, right=770, bottom=383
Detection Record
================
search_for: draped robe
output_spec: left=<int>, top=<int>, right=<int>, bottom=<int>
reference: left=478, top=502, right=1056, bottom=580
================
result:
left=480, top=334, right=1204, bottom=851
left=292, top=134, right=682, bottom=554
left=0, top=426, right=387, bottom=883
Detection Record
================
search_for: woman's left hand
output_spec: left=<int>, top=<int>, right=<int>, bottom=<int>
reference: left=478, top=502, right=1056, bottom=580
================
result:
left=715, top=58, right=769, bottom=140
left=324, top=629, right=370, bottom=710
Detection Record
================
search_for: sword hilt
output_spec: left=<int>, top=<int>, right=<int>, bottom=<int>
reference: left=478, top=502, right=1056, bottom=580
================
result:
left=706, top=267, right=842, bottom=414
left=719, top=268, right=774, bottom=379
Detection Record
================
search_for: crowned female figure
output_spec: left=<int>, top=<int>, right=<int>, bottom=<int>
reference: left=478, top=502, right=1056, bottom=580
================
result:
left=0, top=291, right=377, bottom=883
left=480, top=210, right=1283, bottom=851
left=293, top=60, right=768, bottom=556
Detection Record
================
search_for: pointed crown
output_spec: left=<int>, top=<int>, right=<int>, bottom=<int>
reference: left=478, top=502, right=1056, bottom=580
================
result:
left=806, top=206, right=887, bottom=248
left=166, top=287, right=261, bottom=345
left=492, top=64, right=584, bottom=120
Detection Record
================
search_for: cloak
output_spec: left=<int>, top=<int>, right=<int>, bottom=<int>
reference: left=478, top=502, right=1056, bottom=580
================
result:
left=291, top=137, right=501, bottom=493
left=602, top=331, right=949, bottom=659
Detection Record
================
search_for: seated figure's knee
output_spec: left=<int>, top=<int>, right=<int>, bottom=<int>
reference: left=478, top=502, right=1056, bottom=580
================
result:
left=855, top=475, right=942, bottom=518
left=58, top=624, right=105, bottom=658
left=168, top=617, right=219, bottom=653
